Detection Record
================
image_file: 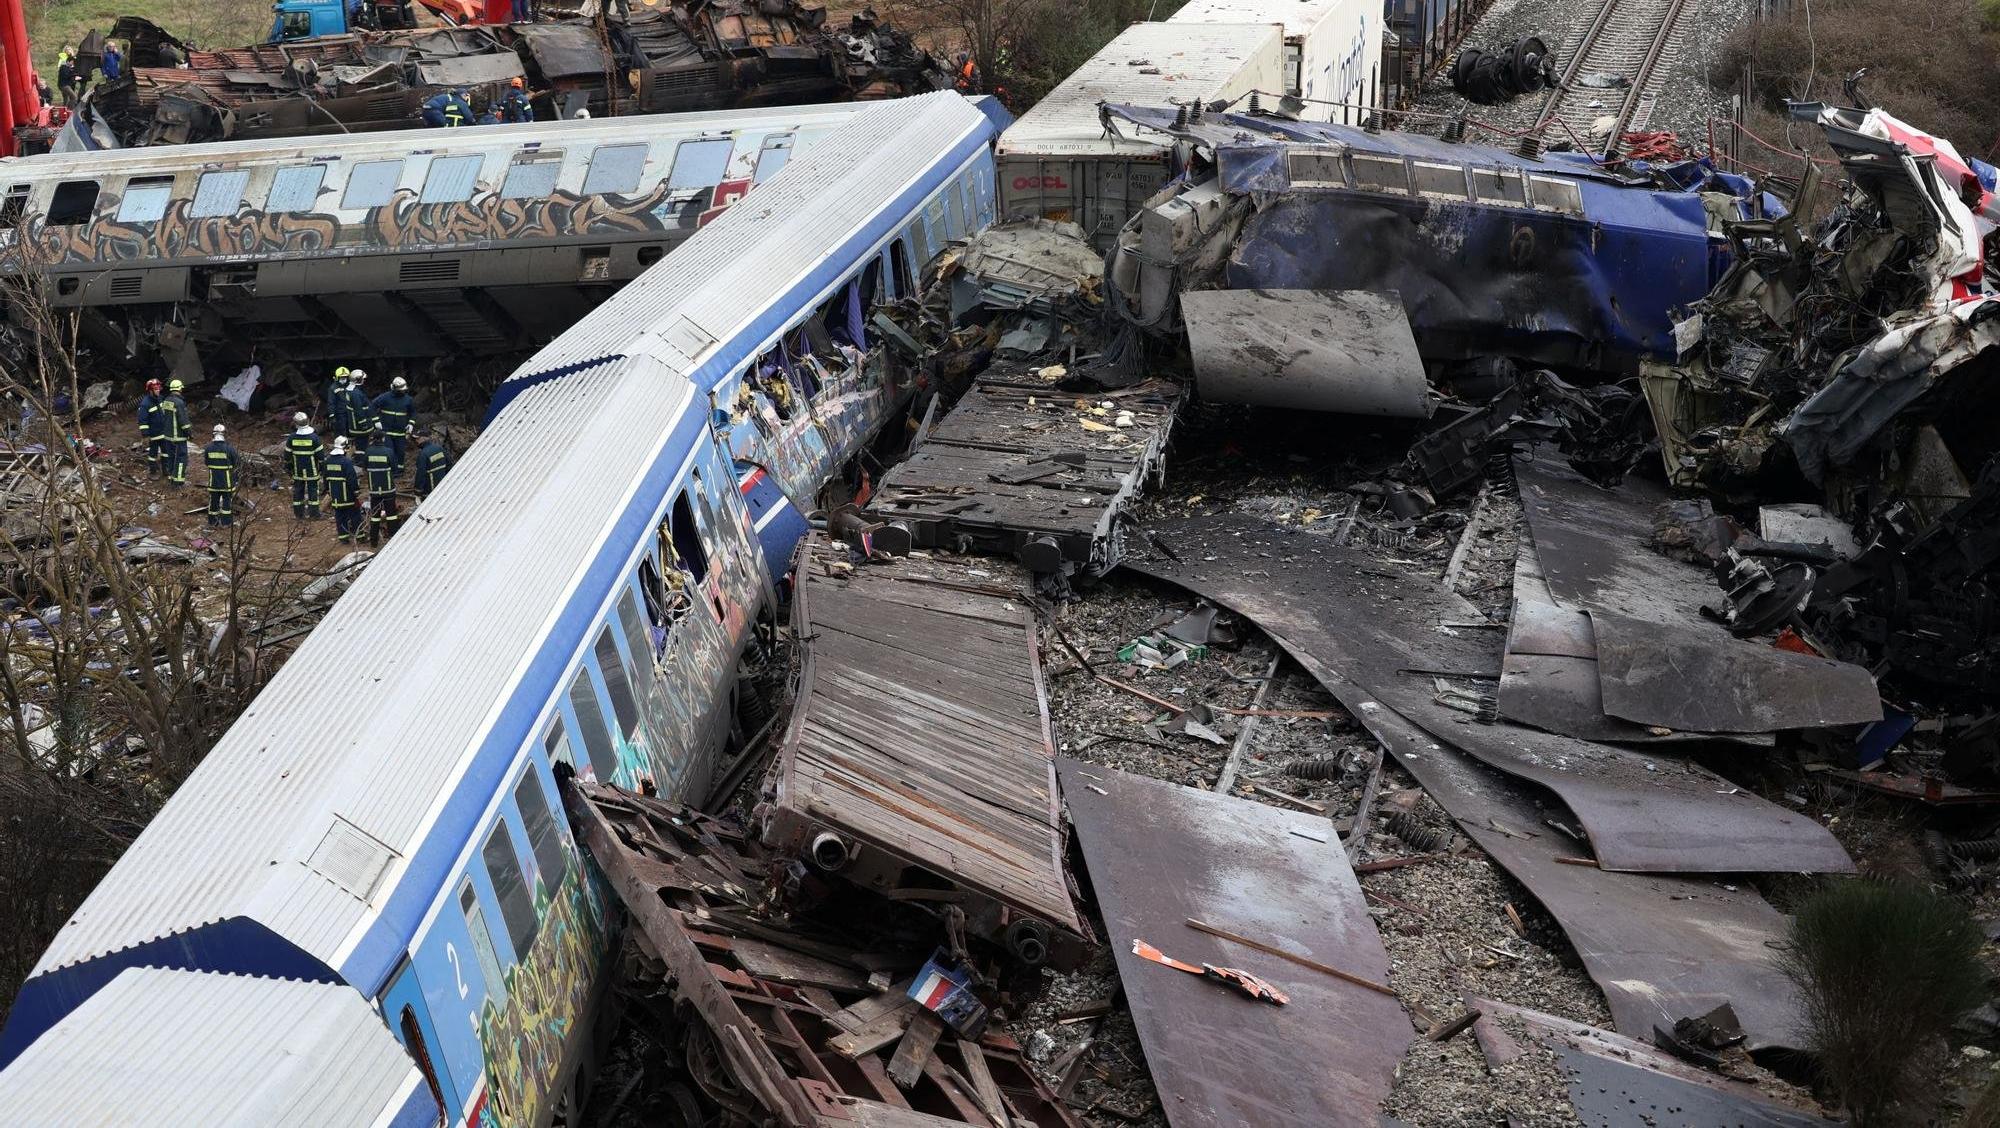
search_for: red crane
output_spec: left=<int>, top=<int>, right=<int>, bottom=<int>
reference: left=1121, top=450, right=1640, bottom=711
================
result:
left=0, top=0, right=54, bottom=157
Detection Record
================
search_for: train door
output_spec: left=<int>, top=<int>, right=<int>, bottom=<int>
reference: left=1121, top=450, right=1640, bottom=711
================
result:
left=659, top=483, right=735, bottom=799
left=381, top=959, right=458, bottom=1125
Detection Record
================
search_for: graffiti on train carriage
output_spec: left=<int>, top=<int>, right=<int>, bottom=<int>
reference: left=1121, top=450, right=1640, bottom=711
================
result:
left=7, top=177, right=739, bottom=269
left=468, top=869, right=609, bottom=1128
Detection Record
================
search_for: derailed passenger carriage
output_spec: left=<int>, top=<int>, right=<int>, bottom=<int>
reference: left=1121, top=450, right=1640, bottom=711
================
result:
left=0, top=91, right=1004, bottom=1127
left=0, top=102, right=864, bottom=367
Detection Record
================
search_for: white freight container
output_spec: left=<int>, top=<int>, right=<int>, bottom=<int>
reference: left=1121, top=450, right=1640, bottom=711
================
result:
left=995, top=22, right=1283, bottom=243
left=1169, top=0, right=1382, bottom=124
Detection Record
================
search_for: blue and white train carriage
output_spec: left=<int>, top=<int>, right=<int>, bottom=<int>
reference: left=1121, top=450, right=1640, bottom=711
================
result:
left=0, top=90, right=1005, bottom=1127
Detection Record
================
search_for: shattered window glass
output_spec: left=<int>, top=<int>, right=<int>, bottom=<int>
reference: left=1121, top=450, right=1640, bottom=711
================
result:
left=1411, top=162, right=1468, bottom=198
left=1350, top=155, right=1409, bottom=195
left=189, top=170, right=250, bottom=218
left=1530, top=176, right=1584, bottom=214
left=420, top=154, right=483, bottom=204
left=1472, top=168, right=1527, bottom=205
left=268, top=165, right=327, bottom=212
left=114, top=178, right=174, bottom=223
left=583, top=143, right=648, bottom=196
left=501, top=160, right=561, bottom=200
left=668, top=138, right=734, bottom=191
left=1287, top=151, right=1345, bottom=187
left=342, top=160, right=404, bottom=210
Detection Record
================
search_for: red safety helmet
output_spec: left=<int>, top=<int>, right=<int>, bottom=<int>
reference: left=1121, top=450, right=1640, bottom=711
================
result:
left=145, top=378, right=162, bottom=393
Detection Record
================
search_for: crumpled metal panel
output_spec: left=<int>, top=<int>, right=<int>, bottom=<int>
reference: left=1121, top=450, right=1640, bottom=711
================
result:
left=1180, top=289, right=1433, bottom=418
left=1058, top=760, right=1409, bottom=1127
left=1127, top=515, right=1854, bottom=875
left=1591, top=609, right=1882, bottom=732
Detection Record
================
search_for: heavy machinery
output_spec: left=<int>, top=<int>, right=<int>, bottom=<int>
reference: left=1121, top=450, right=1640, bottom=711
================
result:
left=267, top=0, right=503, bottom=41
left=0, top=0, right=59, bottom=156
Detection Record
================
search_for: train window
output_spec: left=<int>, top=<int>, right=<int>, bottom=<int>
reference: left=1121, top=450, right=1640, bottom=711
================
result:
left=1350, top=154, right=1409, bottom=195
left=753, top=135, right=793, bottom=184
left=593, top=626, right=640, bottom=738
left=46, top=180, right=100, bottom=226
left=511, top=771, right=570, bottom=894
left=1472, top=168, right=1527, bottom=205
left=457, top=879, right=506, bottom=1000
left=542, top=716, right=572, bottom=769
left=889, top=238, right=914, bottom=298
left=0, top=185, right=26, bottom=229
left=189, top=170, right=250, bottom=218
left=567, top=671, right=618, bottom=782
left=1411, top=162, right=1469, bottom=199
left=420, top=154, right=483, bottom=204
left=1528, top=176, right=1585, bottom=215
left=501, top=159, right=561, bottom=200
left=950, top=181, right=968, bottom=235
left=671, top=492, right=709, bottom=585
left=114, top=176, right=175, bottom=223
left=668, top=138, right=733, bottom=191
left=927, top=198, right=948, bottom=244
left=481, top=820, right=539, bottom=959
left=582, top=144, right=647, bottom=196
left=616, top=589, right=653, bottom=684
left=342, top=160, right=404, bottom=209
left=268, top=165, right=327, bottom=212
left=860, top=255, right=882, bottom=306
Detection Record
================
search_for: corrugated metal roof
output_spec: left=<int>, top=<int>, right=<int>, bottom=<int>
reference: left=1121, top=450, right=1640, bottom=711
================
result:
left=1168, top=0, right=1356, bottom=37
left=995, top=22, right=1282, bottom=156
left=517, top=91, right=995, bottom=386
left=0, top=967, right=425, bottom=1126
left=19, top=91, right=997, bottom=1025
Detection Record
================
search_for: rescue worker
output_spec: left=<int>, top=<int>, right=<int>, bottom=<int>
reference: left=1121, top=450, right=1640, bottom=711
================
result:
left=327, top=367, right=353, bottom=436
left=325, top=437, right=363, bottom=544
left=136, top=378, right=163, bottom=478
left=420, top=90, right=456, bottom=128
left=56, top=51, right=78, bottom=107
left=477, top=104, right=503, bottom=126
left=343, top=370, right=375, bottom=445
left=159, top=378, right=190, bottom=487
left=499, top=77, right=533, bottom=123
left=413, top=428, right=452, bottom=498
left=364, top=426, right=399, bottom=546
left=285, top=412, right=324, bottom=520
left=371, top=375, right=414, bottom=475
left=203, top=424, right=239, bottom=527
left=100, top=42, right=123, bottom=83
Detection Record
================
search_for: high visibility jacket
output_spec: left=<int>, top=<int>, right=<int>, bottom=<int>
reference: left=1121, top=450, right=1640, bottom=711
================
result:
left=371, top=391, right=413, bottom=438
left=137, top=392, right=162, bottom=438
left=285, top=431, right=324, bottom=480
left=501, top=89, right=533, bottom=123
left=344, top=387, right=375, bottom=433
left=415, top=440, right=452, bottom=493
left=440, top=94, right=472, bottom=127
left=204, top=440, right=239, bottom=492
left=420, top=92, right=452, bottom=128
left=159, top=395, right=189, bottom=441
left=326, top=454, right=360, bottom=506
left=365, top=443, right=395, bottom=493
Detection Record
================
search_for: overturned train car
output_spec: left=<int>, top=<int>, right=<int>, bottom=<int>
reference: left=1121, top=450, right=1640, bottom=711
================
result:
left=0, top=103, right=865, bottom=370
left=1105, top=105, right=1773, bottom=376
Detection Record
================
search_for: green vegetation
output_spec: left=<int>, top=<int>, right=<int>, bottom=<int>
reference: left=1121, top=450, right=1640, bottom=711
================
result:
left=1779, top=880, right=1989, bottom=1124
left=23, top=0, right=274, bottom=84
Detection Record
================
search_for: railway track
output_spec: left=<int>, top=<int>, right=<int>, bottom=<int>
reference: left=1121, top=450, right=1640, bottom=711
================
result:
left=1535, top=0, right=1693, bottom=155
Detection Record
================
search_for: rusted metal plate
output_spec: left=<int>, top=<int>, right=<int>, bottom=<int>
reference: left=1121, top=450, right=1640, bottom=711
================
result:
left=1589, top=609, right=1883, bottom=732
left=1128, top=516, right=1853, bottom=875
left=1469, top=999, right=1826, bottom=1125
left=764, top=538, right=1086, bottom=952
left=864, top=377, right=1183, bottom=576
left=1058, top=760, right=1409, bottom=1127
left=1181, top=289, right=1433, bottom=418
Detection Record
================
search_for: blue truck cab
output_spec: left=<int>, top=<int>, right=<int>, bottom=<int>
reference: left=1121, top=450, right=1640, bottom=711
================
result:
left=270, top=0, right=417, bottom=41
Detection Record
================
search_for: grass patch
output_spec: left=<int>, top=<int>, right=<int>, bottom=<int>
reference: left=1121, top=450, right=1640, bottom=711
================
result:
left=1780, top=880, right=1988, bottom=1124
left=24, top=0, right=276, bottom=84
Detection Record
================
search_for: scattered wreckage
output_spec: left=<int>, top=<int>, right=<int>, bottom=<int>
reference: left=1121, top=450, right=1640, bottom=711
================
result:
left=64, top=6, right=949, bottom=150
left=554, top=92, right=2000, bottom=1125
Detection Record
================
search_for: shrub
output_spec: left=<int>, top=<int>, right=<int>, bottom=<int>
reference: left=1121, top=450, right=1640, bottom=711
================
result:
left=1779, top=880, right=1989, bottom=1124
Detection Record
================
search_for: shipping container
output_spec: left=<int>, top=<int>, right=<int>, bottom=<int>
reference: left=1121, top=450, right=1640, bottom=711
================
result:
left=995, top=22, right=1284, bottom=243
left=1169, top=0, right=1382, bottom=124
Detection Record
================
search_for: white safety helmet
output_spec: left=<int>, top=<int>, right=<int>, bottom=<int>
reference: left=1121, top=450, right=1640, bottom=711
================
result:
left=212, top=424, right=226, bottom=437
left=391, top=376, right=408, bottom=392
left=332, top=436, right=349, bottom=452
left=293, top=411, right=309, bottom=426
left=350, top=369, right=368, bottom=384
